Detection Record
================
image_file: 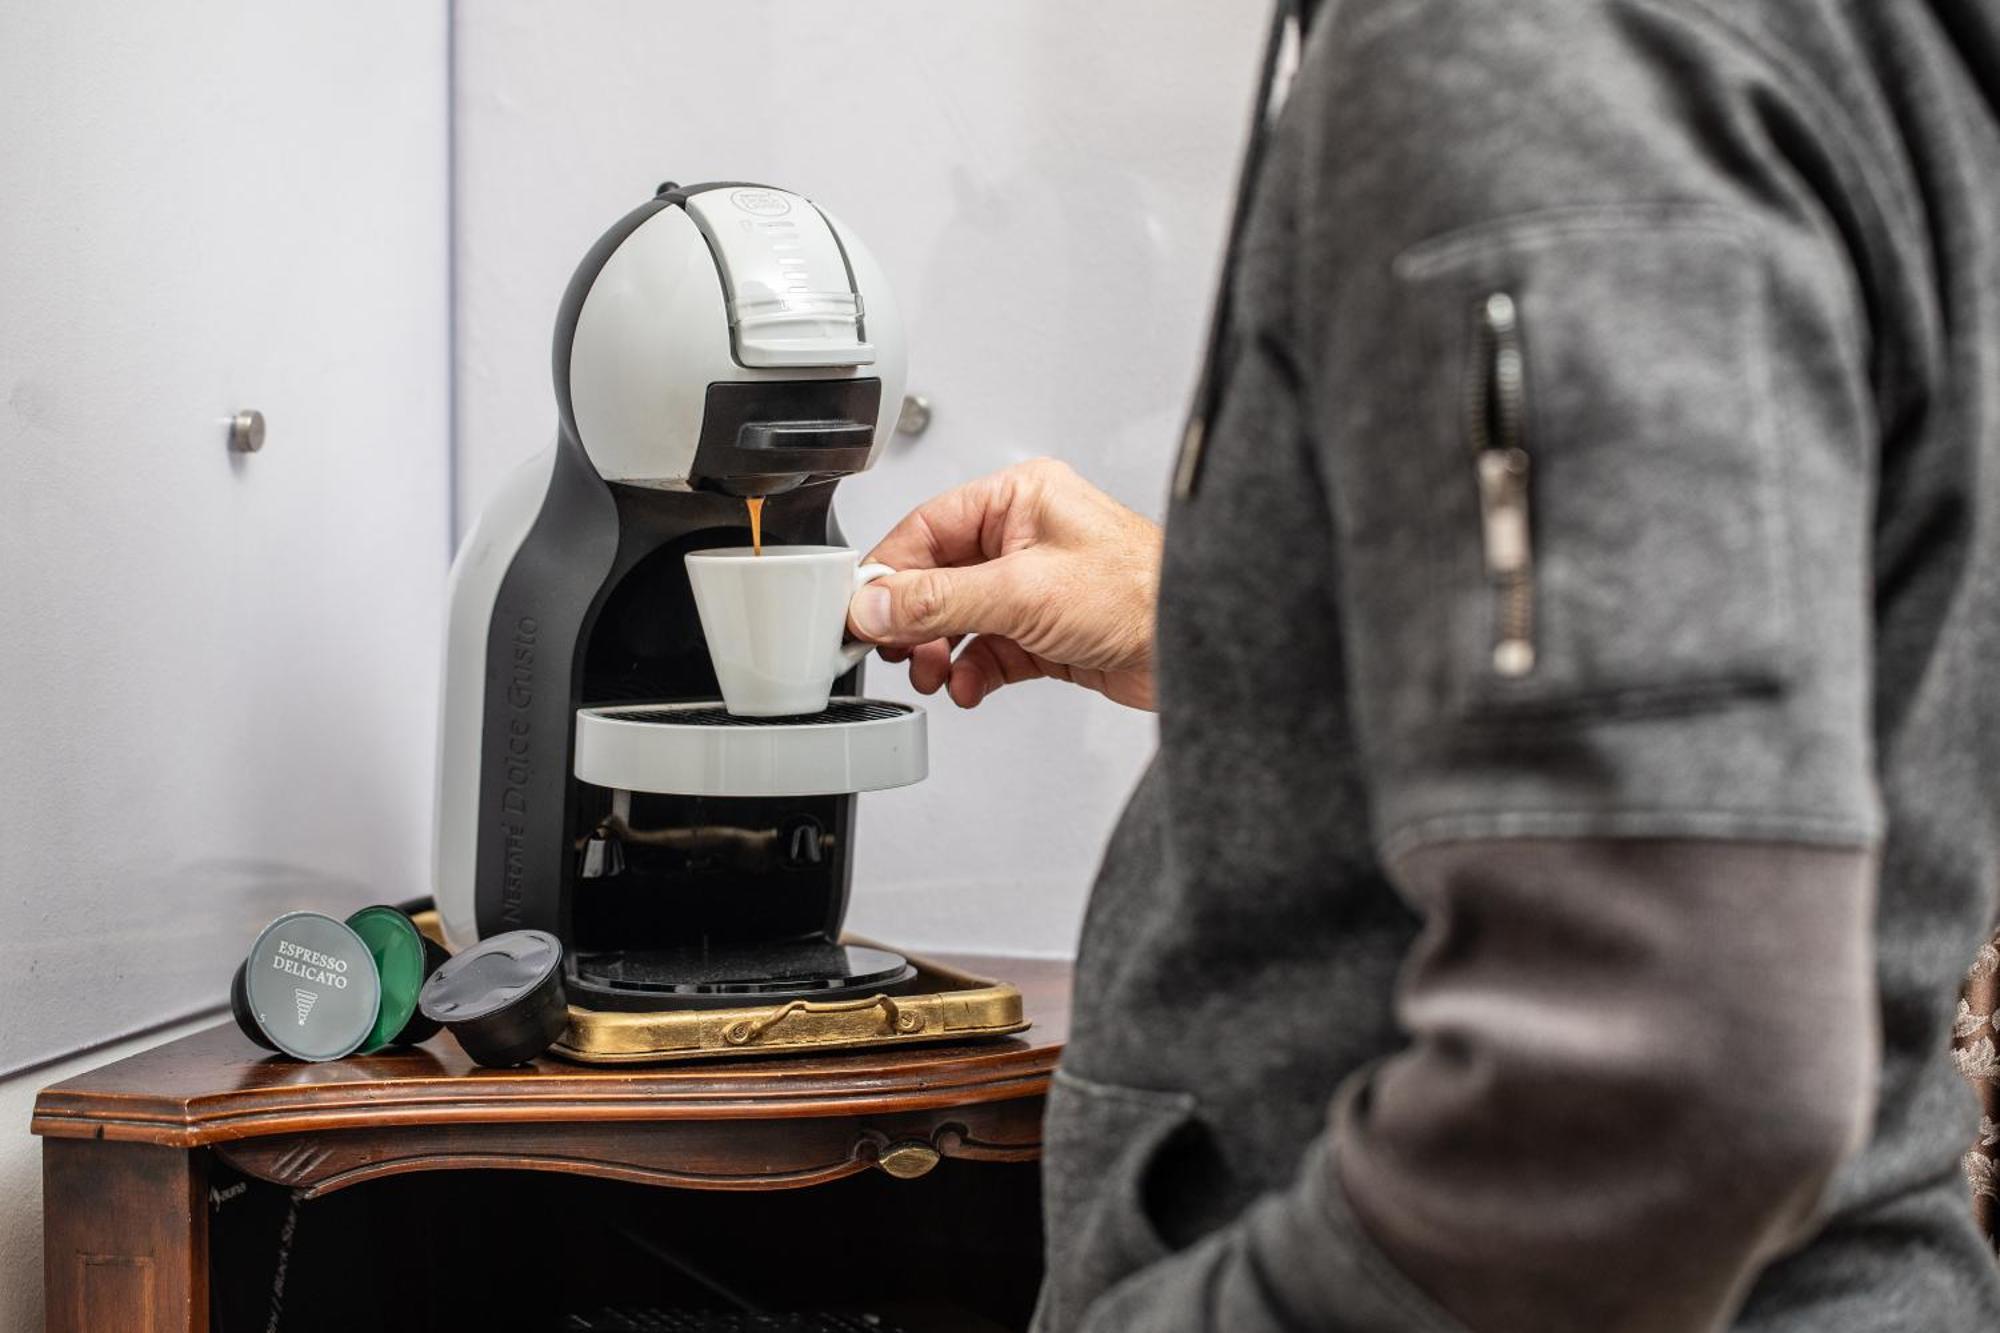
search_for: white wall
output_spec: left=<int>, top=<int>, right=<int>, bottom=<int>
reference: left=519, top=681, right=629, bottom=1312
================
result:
left=455, top=0, right=1267, bottom=955
left=0, top=0, right=450, bottom=1192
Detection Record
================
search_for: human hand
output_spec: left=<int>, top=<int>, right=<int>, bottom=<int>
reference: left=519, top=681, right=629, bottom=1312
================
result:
left=847, top=459, right=1162, bottom=710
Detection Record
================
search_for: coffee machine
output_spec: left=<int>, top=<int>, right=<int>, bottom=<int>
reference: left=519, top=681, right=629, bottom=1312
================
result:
left=432, top=182, right=1022, bottom=1062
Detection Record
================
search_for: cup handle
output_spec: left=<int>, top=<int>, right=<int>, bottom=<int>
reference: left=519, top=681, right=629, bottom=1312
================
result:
left=836, top=562, right=896, bottom=670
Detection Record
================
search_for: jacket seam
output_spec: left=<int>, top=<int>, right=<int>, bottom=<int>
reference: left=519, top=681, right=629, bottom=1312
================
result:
left=1053, top=1066, right=1200, bottom=1113
left=1379, top=808, right=1881, bottom=863
left=1391, top=202, right=1757, bottom=280
left=1432, top=676, right=1783, bottom=728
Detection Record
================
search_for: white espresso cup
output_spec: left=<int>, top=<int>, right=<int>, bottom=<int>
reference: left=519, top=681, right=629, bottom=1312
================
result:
left=684, top=545, right=895, bottom=717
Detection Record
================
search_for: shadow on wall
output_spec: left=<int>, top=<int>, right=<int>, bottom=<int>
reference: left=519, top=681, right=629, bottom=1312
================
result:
left=0, top=857, right=377, bottom=1081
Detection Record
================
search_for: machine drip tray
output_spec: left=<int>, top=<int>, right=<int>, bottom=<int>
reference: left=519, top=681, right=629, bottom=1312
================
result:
left=602, top=701, right=909, bottom=727
left=573, top=696, right=926, bottom=798
left=553, top=942, right=1028, bottom=1064
left=569, top=939, right=918, bottom=1012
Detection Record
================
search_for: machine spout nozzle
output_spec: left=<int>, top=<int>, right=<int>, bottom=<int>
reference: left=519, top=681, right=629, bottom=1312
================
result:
left=700, top=475, right=811, bottom=499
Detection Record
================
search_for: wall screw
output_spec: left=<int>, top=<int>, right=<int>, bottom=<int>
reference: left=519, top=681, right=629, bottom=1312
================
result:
left=229, top=409, right=266, bottom=453
left=895, top=394, right=932, bottom=438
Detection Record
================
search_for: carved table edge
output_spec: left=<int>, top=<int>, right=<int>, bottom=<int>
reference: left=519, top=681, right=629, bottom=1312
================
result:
left=212, top=1117, right=1046, bottom=1198
left=30, top=1066, right=1058, bottom=1148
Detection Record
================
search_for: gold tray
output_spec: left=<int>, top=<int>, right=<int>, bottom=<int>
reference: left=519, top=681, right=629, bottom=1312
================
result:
left=550, top=943, right=1029, bottom=1065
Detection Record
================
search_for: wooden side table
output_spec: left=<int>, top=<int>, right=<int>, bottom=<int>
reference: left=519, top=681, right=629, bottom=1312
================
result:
left=32, top=953, right=1070, bottom=1333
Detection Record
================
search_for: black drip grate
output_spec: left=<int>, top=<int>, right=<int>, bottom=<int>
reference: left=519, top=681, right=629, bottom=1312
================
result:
left=597, top=701, right=910, bottom=728
left=573, top=942, right=913, bottom=995
left=563, top=1312, right=906, bottom=1332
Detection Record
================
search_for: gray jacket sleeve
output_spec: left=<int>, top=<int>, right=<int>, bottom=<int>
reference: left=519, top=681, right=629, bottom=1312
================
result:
left=1074, top=3, right=1886, bottom=1330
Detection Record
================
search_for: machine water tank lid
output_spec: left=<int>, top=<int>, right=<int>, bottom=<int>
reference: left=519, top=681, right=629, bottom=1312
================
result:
left=682, top=187, right=875, bottom=369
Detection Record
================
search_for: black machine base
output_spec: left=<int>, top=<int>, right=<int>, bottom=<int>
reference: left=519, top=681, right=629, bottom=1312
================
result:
left=567, top=938, right=917, bottom=1012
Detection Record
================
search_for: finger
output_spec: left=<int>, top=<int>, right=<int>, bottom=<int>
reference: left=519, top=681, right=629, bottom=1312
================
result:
left=947, top=635, right=1050, bottom=709
left=861, top=459, right=1079, bottom=573
left=861, top=470, right=1018, bottom=573
left=908, top=639, right=955, bottom=695
left=882, top=635, right=959, bottom=682
left=847, top=560, right=1038, bottom=646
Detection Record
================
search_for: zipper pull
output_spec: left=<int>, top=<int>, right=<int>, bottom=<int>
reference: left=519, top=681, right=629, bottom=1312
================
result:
left=1477, top=447, right=1536, bottom=676
left=1472, top=293, right=1536, bottom=678
left=1477, top=447, right=1532, bottom=576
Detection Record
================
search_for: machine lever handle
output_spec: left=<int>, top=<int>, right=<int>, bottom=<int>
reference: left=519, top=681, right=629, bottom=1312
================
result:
left=736, top=419, right=874, bottom=453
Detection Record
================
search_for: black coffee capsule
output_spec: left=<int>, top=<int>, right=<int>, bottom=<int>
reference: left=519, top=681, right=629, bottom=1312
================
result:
left=231, top=911, right=382, bottom=1062
left=417, top=929, right=567, bottom=1067
left=229, top=959, right=278, bottom=1053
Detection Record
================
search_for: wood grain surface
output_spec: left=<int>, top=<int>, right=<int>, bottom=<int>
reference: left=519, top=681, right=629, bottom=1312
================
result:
left=31, top=955, right=1071, bottom=1147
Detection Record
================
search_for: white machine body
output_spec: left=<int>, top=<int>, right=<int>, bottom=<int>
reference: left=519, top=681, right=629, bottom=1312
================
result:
left=432, top=183, right=910, bottom=951
left=434, top=445, right=558, bottom=947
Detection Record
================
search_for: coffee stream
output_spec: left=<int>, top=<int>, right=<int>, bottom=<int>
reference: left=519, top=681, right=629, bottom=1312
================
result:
left=746, top=496, right=765, bottom=556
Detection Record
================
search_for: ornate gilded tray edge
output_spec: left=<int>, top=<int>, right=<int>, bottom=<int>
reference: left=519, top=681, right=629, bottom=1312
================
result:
left=550, top=941, right=1030, bottom=1065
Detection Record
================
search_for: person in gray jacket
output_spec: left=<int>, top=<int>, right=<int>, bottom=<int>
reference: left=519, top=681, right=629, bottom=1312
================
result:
left=847, top=2, right=2000, bottom=1329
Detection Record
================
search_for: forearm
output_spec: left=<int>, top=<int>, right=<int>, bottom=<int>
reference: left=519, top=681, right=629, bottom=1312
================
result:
left=1074, top=840, right=1878, bottom=1333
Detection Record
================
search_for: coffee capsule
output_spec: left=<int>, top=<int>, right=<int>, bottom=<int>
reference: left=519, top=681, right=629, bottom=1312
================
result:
left=417, top=929, right=567, bottom=1067
left=345, top=905, right=451, bottom=1053
left=228, top=960, right=278, bottom=1053
left=231, top=911, right=382, bottom=1062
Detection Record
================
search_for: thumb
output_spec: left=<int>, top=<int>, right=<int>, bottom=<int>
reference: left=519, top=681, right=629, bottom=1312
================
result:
left=848, top=563, right=1026, bottom=646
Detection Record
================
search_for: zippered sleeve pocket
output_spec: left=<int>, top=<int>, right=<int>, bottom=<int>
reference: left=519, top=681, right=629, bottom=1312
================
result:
left=1383, top=210, right=1794, bottom=723
left=1467, top=292, right=1538, bottom=681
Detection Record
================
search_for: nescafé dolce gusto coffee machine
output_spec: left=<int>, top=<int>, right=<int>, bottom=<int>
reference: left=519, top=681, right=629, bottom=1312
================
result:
left=433, top=182, right=1024, bottom=1062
